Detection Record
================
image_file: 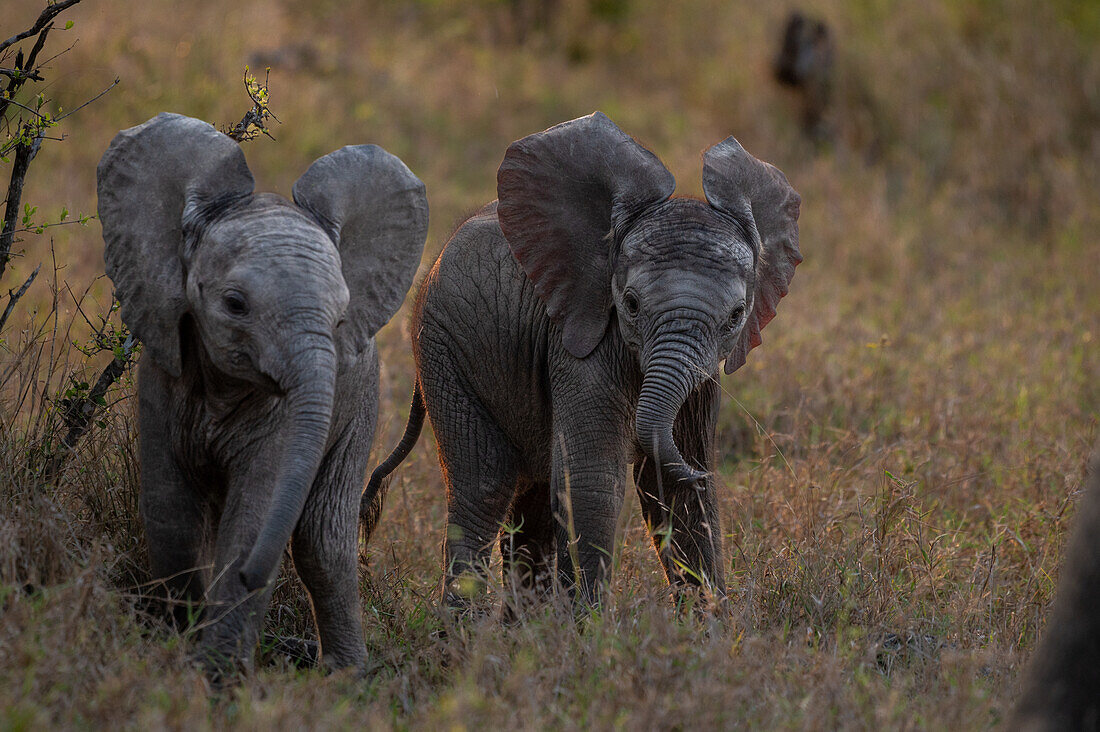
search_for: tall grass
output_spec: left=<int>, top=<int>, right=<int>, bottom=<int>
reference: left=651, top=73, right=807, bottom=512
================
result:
left=1, top=0, right=1098, bottom=727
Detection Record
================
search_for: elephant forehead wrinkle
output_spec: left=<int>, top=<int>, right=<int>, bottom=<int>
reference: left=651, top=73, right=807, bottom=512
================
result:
left=627, top=213, right=747, bottom=270
left=642, top=197, right=738, bottom=232
left=208, top=200, right=335, bottom=257
left=261, top=246, right=341, bottom=272
left=222, top=220, right=331, bottom=253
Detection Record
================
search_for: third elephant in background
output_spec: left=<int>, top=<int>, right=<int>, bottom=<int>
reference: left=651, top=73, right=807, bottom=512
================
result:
left=369, top=112, right=802, bottom=608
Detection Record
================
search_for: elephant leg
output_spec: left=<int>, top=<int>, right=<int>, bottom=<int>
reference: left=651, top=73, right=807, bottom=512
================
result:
left=426, top=379, right=520, bottom=609
left=291, top=405, right=374, bottom=673
left=200, top=464, right=282, bottom=677
left=551, top=463, right=627, bottom=608
left=500, top=479, right=555, bottom=607
left=140, top=465, right=209, bottom=629
left=137, top=368, right=209, bottom=629
left=549, top=402, right=630, bottom=608
left=633, top=378, right=724, bottom=595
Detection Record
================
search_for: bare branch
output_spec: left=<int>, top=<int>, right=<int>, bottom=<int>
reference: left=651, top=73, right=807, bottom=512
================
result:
left=0, top=94, right=50, bottom=121
left=1, top=126, right=44, bottom=280
left=54, top=76, right=119, bottom=122
left=31, top=38, right=78, bottom=70
left=0, top=24, right=51, bottom=122
left=20, top=13, right=53, bottom=72
left=0, top=0, right=82, bottom=57
left=0, top=262, right=39, bottom=331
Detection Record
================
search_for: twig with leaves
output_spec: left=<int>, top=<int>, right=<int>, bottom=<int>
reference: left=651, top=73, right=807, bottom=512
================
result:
left=223, top=66, right=278, bottom=142
left=42, top=322, right=138, bottom=480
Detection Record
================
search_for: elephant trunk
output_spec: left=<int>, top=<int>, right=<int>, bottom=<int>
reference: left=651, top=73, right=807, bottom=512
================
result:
left=635, top=328, right=713, bottom=492
left=239, top=339, right=337, bottom=592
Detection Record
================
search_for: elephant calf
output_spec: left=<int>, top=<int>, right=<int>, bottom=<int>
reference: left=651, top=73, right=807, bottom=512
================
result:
left=369, top=112, right=801, bottom=608
left=98, top=113, right=428, bottom=674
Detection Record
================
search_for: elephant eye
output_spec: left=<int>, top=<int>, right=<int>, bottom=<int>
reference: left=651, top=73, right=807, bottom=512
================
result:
left=622, top=291, right=640, bottom=318
left=223, top=290, right=250, bottom=317
left=728, top=304, right=746, bottom=329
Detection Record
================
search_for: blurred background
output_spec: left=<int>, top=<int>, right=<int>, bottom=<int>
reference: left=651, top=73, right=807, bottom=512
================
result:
left=3, top=0, right=1100, bottom=726
left=11, top=0, right=1100, bottom=295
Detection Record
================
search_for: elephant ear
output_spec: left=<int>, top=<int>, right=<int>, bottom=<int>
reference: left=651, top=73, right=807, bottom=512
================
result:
left=293, top=145, right=429, bottom=360
left=702, top=137, right=802, bottom=374
left=497, top=111, right=675, bottom=358
left=98, top=112, right=255, bottom=377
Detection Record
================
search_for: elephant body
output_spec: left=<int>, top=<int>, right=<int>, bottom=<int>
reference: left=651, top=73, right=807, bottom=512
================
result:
left=137, top=317, right=379, bottom=670
left=98, top=113, right=428, bottom=674
left=370, top=112, right=801, bottom=608
left=415, top=201, right=724, bottom=605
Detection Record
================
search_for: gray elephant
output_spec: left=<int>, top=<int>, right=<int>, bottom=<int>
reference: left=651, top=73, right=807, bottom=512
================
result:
left=98, top=113, right=428, bottom=673
left=368, top=112, right=800, bottom=608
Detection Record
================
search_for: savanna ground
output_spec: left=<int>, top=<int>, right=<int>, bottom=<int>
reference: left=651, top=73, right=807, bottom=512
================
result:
left=2, top=0, right=1099, bottom=728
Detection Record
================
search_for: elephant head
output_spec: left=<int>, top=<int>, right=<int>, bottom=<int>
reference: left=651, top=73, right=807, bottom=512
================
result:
left=497, top=112, right=800, bottom=490
left=98, top=113, right=428, bottom=592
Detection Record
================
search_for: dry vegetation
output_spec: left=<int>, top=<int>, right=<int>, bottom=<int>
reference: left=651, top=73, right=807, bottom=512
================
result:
left=2, top=0, right=1099, bottom=728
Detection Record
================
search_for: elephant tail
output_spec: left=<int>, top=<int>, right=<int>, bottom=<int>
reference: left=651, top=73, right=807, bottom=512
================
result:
left=360, top=380, right=426, bottom=540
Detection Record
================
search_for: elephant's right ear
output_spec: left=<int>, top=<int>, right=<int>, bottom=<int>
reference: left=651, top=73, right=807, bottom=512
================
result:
left=702, top=137, right=801, bottom=375
left=97, top=113, right=255, bottom=377
left=497, top=112, right=675, bottom=359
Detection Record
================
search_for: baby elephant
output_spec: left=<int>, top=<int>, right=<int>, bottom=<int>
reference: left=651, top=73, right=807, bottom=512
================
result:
left=98, top=113, right=428, bottom=673
left=369, top=112, right=800, bottom=607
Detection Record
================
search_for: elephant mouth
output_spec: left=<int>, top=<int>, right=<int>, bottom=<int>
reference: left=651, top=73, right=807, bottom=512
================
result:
left=216, top=362, right=285, bottom=397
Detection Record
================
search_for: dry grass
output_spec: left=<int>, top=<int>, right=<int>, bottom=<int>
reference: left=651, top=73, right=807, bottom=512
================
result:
left=2, top=0, right=1099, bottom=728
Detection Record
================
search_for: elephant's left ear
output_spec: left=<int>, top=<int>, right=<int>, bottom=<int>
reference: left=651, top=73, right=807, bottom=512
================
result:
left=293, top=145, right=429, bottom=356
left=702, top=137, right=802, bottom=374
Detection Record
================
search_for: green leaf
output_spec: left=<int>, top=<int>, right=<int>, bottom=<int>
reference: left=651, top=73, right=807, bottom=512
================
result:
left=65, top=20, right=74, bottom=29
